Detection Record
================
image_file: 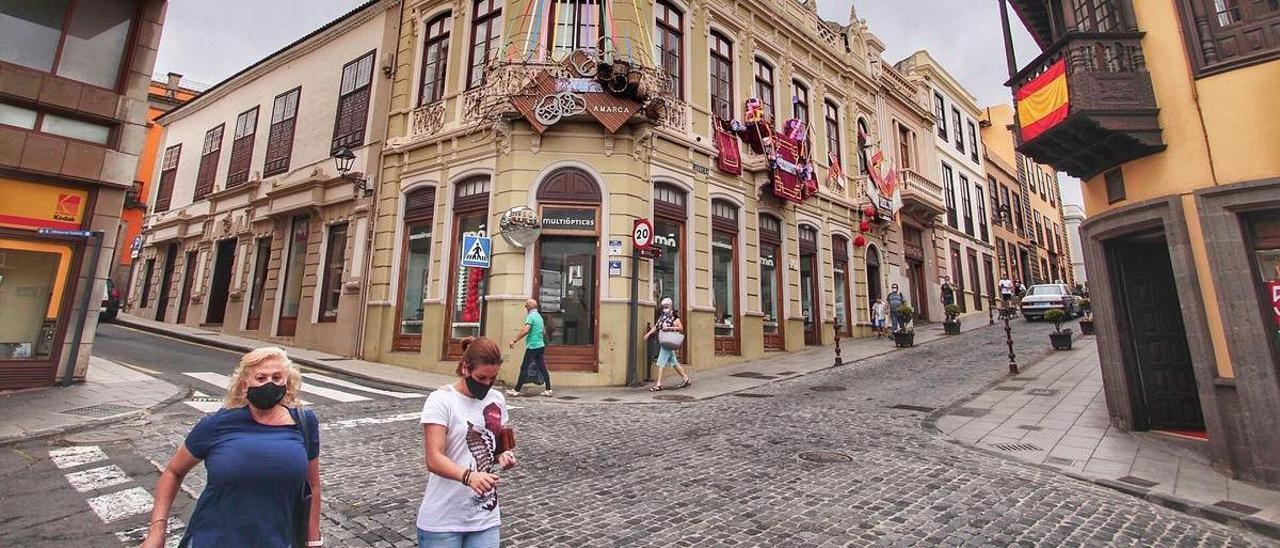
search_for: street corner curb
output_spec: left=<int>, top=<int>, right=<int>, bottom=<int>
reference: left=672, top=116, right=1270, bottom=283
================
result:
left=290, top=356, right=436, bottom=393
left=0, top=382, right=191, bottom=448
left=114, top=316, right=254, bottom=355
left=1083, top=474, right=1280, bottom=541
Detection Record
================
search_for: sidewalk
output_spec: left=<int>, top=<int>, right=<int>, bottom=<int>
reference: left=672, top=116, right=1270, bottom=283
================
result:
left=928, top=336, right=1280, bottom=539
left=0, top=356, right=187, bottom=446
left=115, top=311, right=990, bottom=404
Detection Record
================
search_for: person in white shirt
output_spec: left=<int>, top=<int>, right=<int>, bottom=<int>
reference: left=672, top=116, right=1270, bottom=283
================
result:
left=998, top=273, right=1015, bottom=309
left=871, top=298, right=889, bottom=338
left=417, top=337, right=517, bottom=547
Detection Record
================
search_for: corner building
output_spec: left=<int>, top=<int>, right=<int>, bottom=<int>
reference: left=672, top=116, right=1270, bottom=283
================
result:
left=1004, top=0, right=1280, bottom=486
left=366, top=0, right=943, bottom=385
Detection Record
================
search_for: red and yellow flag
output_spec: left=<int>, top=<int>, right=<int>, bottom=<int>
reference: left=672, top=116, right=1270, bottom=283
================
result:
left=1016, top=59, right=1070, bottom=142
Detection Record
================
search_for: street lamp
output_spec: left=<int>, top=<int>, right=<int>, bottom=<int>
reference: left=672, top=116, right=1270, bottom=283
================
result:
left=332, top=146, right=372, bottom=196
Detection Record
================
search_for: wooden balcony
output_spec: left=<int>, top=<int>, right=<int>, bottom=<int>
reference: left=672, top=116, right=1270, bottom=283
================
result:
left=1009, top=32, right=1165, bottom=179
left=899, top=167, right=946, bottom=219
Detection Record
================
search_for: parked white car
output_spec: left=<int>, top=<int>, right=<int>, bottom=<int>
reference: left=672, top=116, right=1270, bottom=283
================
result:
left=1019, top=284, right=1080, bottom=321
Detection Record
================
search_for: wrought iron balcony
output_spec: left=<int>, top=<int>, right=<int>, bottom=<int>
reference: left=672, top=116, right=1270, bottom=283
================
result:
left=1009, top=32, right=1165, bottom=179
left=899, top=167, right=946, bottom=219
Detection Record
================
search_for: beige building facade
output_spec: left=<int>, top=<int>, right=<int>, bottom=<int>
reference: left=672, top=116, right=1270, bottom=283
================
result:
left=363, top=0, right=942, bottom=386
left=132, top=0, right=402, bottom=357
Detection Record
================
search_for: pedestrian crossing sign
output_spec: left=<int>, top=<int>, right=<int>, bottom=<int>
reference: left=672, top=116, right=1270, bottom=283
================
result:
left=461, top=234, right=492, bottom=269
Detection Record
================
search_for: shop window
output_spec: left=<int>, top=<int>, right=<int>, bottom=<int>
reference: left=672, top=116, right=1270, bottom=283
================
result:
left=754, top=58, right=775, bottom=121
left=445, top=177, right=490, bottom=358
left=759, top=214, right=783, bottom=346
left=1247, top=212, right=1280, bottom=361
left=278, top=215, right=309, bottom=336
left=709, top=31, right=733, bottom=121
left=833, top=234, right=851, bottom=336
left=0, top=239, right=72, bottom=361
left=227, top=107, right=258, bottom=187
left=333, top=51, right=375, bottom=152
left=318, top=222, right=348, bottom=322
left=395, top=187, right=435, bottom=350
left=548, top=0, right=602, bottom=61
left=245, top=237, right=271, bottom=331
left=0, top=0, right=135, bottom=89
left=652, top=184, right=685, bottom=313
left=467, top=0, right=502, bottom=89
left=264, top=87, right=301, bottom=177
left=534, top=169, right=601, bottom=369
left=799, top=225, right=820, bottom=344
left=420, top=13, right=451, bottom=105
left=194, top=124, right=224, bottom=200
left=711, top=200, right=738, bottom=354
left=655, top=1, right=683, bottom=99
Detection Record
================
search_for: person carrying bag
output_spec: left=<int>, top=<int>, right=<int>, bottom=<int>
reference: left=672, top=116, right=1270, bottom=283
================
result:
left=643, top=298, right=691, bottom=391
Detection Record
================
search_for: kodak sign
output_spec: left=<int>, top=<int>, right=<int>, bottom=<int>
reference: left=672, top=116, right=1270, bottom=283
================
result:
left=0, top=178, right=89, bottom=231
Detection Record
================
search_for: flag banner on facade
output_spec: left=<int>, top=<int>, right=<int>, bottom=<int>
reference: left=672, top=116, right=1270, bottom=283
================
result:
left=827, top=150, right=846, bottom=189
left=1016, top=58, right=1070, bottom=142
left=714, top=124, right=742, bottom=175
left=770, top=133, right=807, bottom=203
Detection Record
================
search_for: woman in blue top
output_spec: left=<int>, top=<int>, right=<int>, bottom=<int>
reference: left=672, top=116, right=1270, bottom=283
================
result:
left=141, top=347, right=322, bottom=548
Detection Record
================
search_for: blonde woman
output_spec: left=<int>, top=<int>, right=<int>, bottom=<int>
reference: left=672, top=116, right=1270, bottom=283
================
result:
left=141, top=347, right=322, bottom=548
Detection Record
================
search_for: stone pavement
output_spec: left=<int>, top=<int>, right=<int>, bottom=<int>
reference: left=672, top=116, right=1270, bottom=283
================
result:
left=930, top=336, right=1280, bottom=539
left=115, top=311, right=989, bottom=404
left=0, top=356, right=186, bottom=446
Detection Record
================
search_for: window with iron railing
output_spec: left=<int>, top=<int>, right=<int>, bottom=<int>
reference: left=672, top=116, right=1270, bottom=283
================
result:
left=419, top=13, right=451, bottom=105
left=655, top=1, right=683, bottom=100
left=467, top=0, right=501, bottom=89
left=548, top=0, right=602, bottom=61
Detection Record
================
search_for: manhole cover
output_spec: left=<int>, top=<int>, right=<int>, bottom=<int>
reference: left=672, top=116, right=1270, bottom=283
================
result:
left=888, top=404, right=938, bottom=413
left=811, top=385, right=846, bottom=392
left=64, top=428, right=144, bottom=444
left=797, top=451, right=853, bottom=463
left=993, top=386, right=1021, bottom=391
left=731, top=393, right=773, bottom=398
left=652, top=394, right=694, bottom=402
left=1016, top=424, right=1044, bottom=431
left=1045, top=456, right=1075, bottom=466
left=1026, top=388, right=1060, bottom=396
left=58, top=403, right=139, bottom=418
left=1211, top=500, right=1261, bottom=515
left=992, top=442, right=1043, bottom=452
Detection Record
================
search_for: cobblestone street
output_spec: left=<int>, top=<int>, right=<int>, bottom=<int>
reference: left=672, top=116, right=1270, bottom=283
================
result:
left=105, top=321, right=1275, bottom=546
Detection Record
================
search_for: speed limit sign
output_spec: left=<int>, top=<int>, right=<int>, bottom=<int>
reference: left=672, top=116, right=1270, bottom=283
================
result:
left=632, top=218, right=653, bottom=250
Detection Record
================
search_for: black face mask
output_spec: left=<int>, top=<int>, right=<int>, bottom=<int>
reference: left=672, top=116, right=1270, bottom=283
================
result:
left=464, top=375, right=493, bottom=400
left=246, top=382, right=286, bottom=409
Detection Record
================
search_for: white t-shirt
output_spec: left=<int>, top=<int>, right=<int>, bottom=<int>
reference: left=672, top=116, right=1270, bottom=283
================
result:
left=999, top=279, right=1014, bottom=294
left=416, top=384, right=508, bottom=533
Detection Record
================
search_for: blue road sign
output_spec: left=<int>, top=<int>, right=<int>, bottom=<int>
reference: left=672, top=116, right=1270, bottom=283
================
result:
left=37, top=228, right=93, bottom=238
left=460, top=234, right=492, bottom=269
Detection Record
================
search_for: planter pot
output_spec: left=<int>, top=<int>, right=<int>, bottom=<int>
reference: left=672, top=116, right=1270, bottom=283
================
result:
left=943, top=320, right=961, bottom=335
left=893, top=331, right=915, bottom=348
left=1050, top=330, right=1074, bottom=350
left=1079, top=319, right=1095, bottom=335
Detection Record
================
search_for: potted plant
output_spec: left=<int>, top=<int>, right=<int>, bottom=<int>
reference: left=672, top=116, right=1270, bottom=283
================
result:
left=943, top=304, right=962, bottom=335
left=1078, top=299, right=1094, bottom=335
left=1045, top=309, right=1074, bottom=350
left=892, top=305, right=916, bottom=347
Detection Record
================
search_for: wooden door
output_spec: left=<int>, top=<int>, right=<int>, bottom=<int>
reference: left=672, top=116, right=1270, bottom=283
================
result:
left=176, top=251, right=197, bottom=324
left=801, top=253, right=819, bottom=345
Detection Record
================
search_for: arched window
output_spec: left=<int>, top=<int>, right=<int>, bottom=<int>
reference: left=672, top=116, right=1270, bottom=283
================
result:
left=394, top=187, right=436, bottom=350
left=420, top=13, right=451, bottom=105
left=754, top=57, right=775, bottom=122
left=709, top=32, right=733, bottom=120
left=711, top=199, right=739, bottom=355
left=467, top=1, right=502, bottom=89
left=655, top=1, right=683, bottom=99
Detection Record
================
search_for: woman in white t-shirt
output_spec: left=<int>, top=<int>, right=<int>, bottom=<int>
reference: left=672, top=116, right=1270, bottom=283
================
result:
left=418, top=337, right=516, bottom=547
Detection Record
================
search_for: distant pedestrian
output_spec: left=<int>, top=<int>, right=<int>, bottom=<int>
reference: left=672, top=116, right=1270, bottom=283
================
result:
left=418, top=337, right=516, bottom=548
left=141, top=347, right=321, bottom=548
left=507, top=298, right=550, bottom=397
left=999, top=273, right=1014, bottom=308
left=940, top=276, right=956, bottom=307
left=872, top=297, right=889, bottom=338
left=886, top=284, right=907, bottom=333
left=644, top=297, right=691, bottom=391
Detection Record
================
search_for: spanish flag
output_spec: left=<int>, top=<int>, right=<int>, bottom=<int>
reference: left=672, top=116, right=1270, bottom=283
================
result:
left=1016, top=59, right=1070, bottom=142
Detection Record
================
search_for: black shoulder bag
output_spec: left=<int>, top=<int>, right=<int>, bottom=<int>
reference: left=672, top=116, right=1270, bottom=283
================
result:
left=292, top=406, right=314, bottom=548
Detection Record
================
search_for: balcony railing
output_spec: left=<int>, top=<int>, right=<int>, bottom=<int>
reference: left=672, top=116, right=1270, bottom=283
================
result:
left=1009, top=32, right=1164, bottom=178
left=898, top=167, right=946, bottom=217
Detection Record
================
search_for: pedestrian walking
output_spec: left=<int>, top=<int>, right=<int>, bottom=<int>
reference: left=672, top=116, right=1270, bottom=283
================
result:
left=940, top=276, right=957, bottom=307
left=507, top=298, right=550, bottom=397
left=872, top=297, right=889, bottom=338
left=141, top=347, right=321, bottom=548
left=886, top=284, right=907, bottom=333
left=418, top=337, right=517, bottom=548
left=644, top=297, right=691, bottom=391
left=998, top=273, right=1014, bottom=309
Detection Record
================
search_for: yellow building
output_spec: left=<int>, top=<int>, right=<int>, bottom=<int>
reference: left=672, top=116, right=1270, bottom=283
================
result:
left=364, top=0, right=944, bottom=386
left=1003, top=0, right=1280, bottom=486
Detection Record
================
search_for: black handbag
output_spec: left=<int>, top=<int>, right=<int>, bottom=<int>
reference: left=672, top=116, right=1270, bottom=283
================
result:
left=292, top=406, right=314, bottom=548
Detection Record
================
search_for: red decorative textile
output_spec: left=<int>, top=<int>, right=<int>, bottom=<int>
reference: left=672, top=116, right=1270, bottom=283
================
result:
left=714, top=125, right=742, bottom=175
left=463, top=267, right=483, bottom=322
left=771, top=133, right=805, bottom=203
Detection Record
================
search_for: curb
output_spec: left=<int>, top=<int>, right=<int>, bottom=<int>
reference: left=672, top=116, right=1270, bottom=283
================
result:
left=113, top=317, right=433, bottom=393
left=0, top=383, right=191, bottom=448
left=920, top=334, right=1280, bottom=541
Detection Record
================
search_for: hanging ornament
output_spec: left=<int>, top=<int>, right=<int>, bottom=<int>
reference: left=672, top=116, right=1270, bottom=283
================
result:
left=863, top=204, right=876, bottom=218
left=859, top=219, right=871, bottom=233
left=854, top=235, right=867, bottom=247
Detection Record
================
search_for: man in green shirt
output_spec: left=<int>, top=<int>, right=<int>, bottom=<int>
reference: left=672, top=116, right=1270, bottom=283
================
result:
left=507, top=298, right=551, bottom=396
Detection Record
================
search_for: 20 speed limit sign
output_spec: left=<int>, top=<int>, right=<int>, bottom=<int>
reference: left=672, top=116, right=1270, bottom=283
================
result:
left=632, top=218, right=654, bottom=250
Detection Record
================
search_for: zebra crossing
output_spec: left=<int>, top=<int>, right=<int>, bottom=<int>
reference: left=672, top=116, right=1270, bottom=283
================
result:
left=45, top=444, right=185, bottom=546
left=177, top=371, right=425, bottom=412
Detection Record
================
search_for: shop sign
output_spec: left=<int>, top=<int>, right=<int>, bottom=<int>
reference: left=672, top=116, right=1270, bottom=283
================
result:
left=607, top=239, right=623, bottom=256
left=759, top=255, right=775, bottom=268
left=654, top=233, right=677, bottom=249
left=541, top=207, right=596, bottom=232
left=691, top=163, right=709, bottom=175
left=609, top=259, right=622, bottom=277
left=0, top=178, right=89, bottom=232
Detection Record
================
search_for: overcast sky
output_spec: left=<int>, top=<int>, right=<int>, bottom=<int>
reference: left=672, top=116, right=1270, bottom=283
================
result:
left=152, top=0, right=1081, bottom=207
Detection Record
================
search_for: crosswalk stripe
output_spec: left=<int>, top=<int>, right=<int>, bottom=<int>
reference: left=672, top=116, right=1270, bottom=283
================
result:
left=49, top=445, right=108, bottom=469
left=65, top=464, right=131, bottom=493
left=184, top=391, right=224, bottom=413
left=299, top=382, right=371, bottom=403
left=182, top=372, right=319, bottom=405
left=303, top=373, right=425, bottom=399
left=87, top=486, right=153, bottom=523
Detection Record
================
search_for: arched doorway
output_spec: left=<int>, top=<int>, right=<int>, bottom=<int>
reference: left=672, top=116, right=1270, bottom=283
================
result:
left=759, top=214, right=784, bottom=350
left=535, top=168, right=602, bottom=371
left=866, top=245, right=882, bottom=322
left=798, top=224, right=821, bottom=345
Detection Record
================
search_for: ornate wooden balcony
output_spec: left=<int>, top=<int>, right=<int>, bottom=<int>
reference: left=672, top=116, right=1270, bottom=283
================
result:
left=899, top=167, right=946, bottom=219
left=1009, top=32, right=1165, bottom=179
